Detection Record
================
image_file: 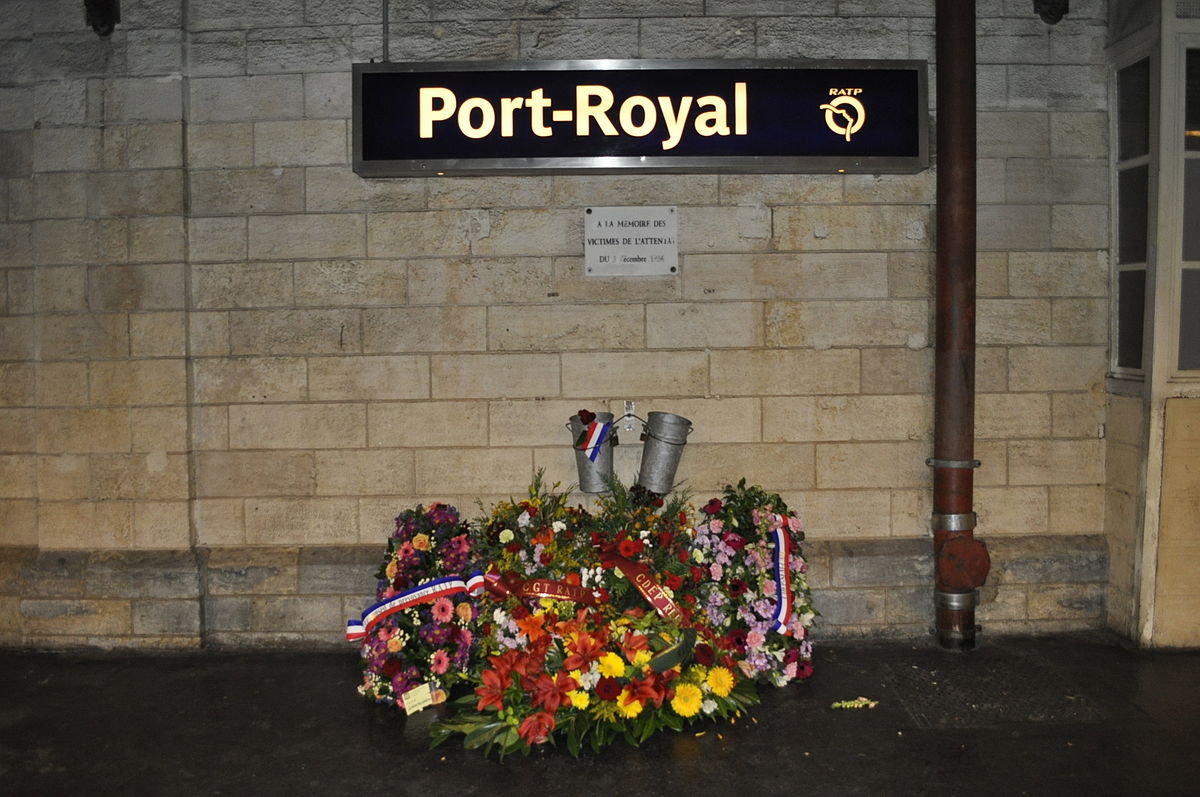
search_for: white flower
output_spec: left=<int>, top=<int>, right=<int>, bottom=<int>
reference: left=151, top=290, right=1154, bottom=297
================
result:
left=552, top=520, right=567, bottom=533
left=517, top=511, right=532, bottom=529
left=498, top=528, right=514, bottom=544
left=701, top=699, right=718, bottom=715
left=492, top=608, right=509, bottom=624
left=693, top=549, right=705, bottom=563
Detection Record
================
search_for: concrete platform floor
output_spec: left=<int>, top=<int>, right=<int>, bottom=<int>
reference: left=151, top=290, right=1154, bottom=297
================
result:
left=2, top=631, right=1198, bottom=796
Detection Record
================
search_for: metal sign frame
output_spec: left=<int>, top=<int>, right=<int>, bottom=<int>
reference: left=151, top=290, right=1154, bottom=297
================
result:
left=353, top=58, right=929, bottom=176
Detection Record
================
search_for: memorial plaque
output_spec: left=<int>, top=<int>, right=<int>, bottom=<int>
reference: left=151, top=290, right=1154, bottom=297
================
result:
left=584, top=206, right=678, bottom=277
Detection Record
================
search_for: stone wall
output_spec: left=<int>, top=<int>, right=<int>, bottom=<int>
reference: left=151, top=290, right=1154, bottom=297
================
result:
left=0, top=0, right=1113, bottom=647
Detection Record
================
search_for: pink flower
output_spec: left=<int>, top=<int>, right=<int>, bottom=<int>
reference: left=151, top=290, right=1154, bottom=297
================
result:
left=761, top=579, right=777, bottom=597
left=458, top=628, right=473, bottom=646
left=788, top=515, right=804, bottom=533
left=430, top=649, right=450, bottom=675
left=432, top=597, right=454, bottom=624
left=746, top=630, right=766, bottom=650
left=784, top=661, right=797, bottom=679
left=709, top=562, right=723, bottom=580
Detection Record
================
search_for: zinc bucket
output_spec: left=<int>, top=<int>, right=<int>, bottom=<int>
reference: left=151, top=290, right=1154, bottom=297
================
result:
left=567, top=412, right=615, bottom=493
left=636, top=411, right=692, bottom=494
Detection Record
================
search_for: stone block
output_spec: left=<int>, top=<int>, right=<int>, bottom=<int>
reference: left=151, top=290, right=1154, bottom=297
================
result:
left=190, top=168, right=305, bottom=216
left=1051, top=391, right=1105, bottom=438
left=885, top=587, right=934, bottom=625
left=89, top=359, right=187, bottom=406
left=1008, top=250, right=1107, bottom=297
left=828, top=538, right=932, bottom=587
left=889, top=488, right=933, bottom=538
left=21, top=598, right=131, bottom=636
left=35, top=362, right=89, bottom=407
left=977, top=204, right=1051, bottom=250
left=195, top=451, right=315, bottom=498
left=297, top=546, right=380, bottom=594
left=203, top=596, right=252, bottom=631
left=309, top=355, right=429, bottom=402
left=1051, top=204, right=1109, bottom=249
left=640, top=16, right=755, bottom=58
left=766, top=299, right=929, bottom=349
left=975, top=486, right=1049, bottom=534
left=229, top=403, right=367, bottom=450
left=32, top=81, right=88, bottom=127
left=977, top=111, right=1049, bottom=158
left=392, top=23, right=519, bottom=61
left=485, top=399, right=601, bottom=447
left=305, top=167, right=424, bottom=213
left=975, top=392, right=1051, bottom=439
left=555, top=174, right=719, bottom=207
left=551, top=257, right=680, bottom=304
left=0, top=363, right=35, bottom=407
left=246, top=26, right=353, bottom=75
left=33, top=127, right=102, bottom=172
left=0, top=318, right=34, bottom=361
left=1106, top=394, right=1143, bottom=447
left=977, top=347, right=1009, bottom=392
left=189, top=311, right=229, bottom=356
left=130, top=312, right=187, bottom=357
left=132, top=500, right=191, bottom=549
left=192, top=356, right=307, bottom=403
left=17, top=550, right=88, bottom=598
left=248, top=214, right=365, bottom=260
left=1049, top=485, right=1105, bottom=535
left=431, top=353, right=560, bottom=399
left=0, top=87, right=33, bottom=131
left=244, top=498, right=358, bottom=544
left=294, top=260, right=407, bottom=307
left=490, top=303, right=643, bottom=351
left=429, top=176, right=552, bottom=210
left=99, top=77, right=183, bottom=123
left=204, top=547, right=299, bottom=595
left=646, top=302, right=761, bottom=349
left=249, top=594, right=343, bottom=633
left=129, top=217, right=187, bottom=264
left=517, top=18, right=638, bottom=59
left=807, top=588, right=886, bottom=625
left=1009, top=439, right=1104, bottom=486
left=89, top=264, right=185, bottom=311
left=978, top=298, right=1053, bottom=345
left=1051, top=298, right=1107, bottom=345
left=860, top=347, right=933, bottom=395
left=36, top=408, right=131, bottom=453
left=614, top=396, right=761, bottom=445
left=562, top=350, right=709, bottom=397
left=710, top=349, right=860, bottom=396
left=407, top=257, right=555, bottom=306
left=314, top=449, right=416, bottom=496
left=86, top=550, right=200, bottom=598
left=229, top=308, right=362, bottom=356
left=1050, top=112, right=1107, bottom=158
left=411, top=445, right=533, bottom=494
left=126, top=28, right=185, bottom=76
left=368, top=400, right=488, bottom=448
left=1027, top=583, right=1106, bottom=620
left=33, top=172, right=87, bottom=219
left=0, top=132, right=33, bottom=179
left=189, top=75, right=305, bottom=123
left=816, top=441, right=929, bottom=489
left=887, top=252, right=933, bottom=298
left=675, top=442, right=815, bottom=492
left=679, top=206, right=771, bottom=253
left=1008, top=346, right=1106, bottom=392
left=191, top=262, right=293, bottom=309
left=763, top=395, right=931, bottom=442
left=33, top=218, right=128, bottom=266
left=716, top=174, right=841, bottom=206
left=90, top=453, right=189, bottom=500
left=304, top=72, right=352, bottom=119
left=131, top=405, right=189, bottom=453
left=187, top=217, right=247, bottom=263
left=187, top=123, right=254, bottom=168
left=757, top=16, right=909, bottom=59
left=470, top=208, right=581, bottom=258
left=254, top=119, right=348, bottom=167
left=133, top=599, right=200, bottom=635
left=192, top=499, right=244, bottom=546
left=362, top=306, right=486, bottom=353
left=32, top=265, right=86, bottom=313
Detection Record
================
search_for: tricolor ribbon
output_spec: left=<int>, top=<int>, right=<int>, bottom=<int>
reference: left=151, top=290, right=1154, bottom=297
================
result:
left=346, top=570, right=485, bottom=643
left=579, top=421, right=612, bottom=463
left=769, top=525, right=794, bottom=634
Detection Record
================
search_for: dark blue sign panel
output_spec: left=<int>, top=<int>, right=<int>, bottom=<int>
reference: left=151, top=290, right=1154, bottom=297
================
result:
left=353, top=59, right=928, bottom=176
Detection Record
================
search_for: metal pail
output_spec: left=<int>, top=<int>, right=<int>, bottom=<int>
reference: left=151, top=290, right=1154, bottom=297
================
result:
left=636, top=411, right=692, bottom=494
left=567, top=412, right=615, bottom=493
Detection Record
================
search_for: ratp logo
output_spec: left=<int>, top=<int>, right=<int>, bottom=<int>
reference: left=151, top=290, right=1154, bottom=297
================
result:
left=820, top=89, right=866, bottom=142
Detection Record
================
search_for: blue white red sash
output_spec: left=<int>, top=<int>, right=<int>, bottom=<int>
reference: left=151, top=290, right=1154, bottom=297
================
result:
left=769, top=526, right=794, bottom=634
left=581, top=421, right=611, bottom=462
left=346, top=571, right=484, bottom=642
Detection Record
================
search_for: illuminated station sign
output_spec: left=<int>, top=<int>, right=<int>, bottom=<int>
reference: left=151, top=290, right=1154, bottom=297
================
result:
left=353, top=59, right=928, bottom=176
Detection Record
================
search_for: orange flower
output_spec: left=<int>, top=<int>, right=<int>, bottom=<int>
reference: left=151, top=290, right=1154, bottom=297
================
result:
left=515, top=611, right=548, bottom=643
left=517, top=711, right=556, bottom=745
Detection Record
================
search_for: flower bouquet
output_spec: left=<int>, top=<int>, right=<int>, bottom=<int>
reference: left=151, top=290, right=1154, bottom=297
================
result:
left=352, top=503, right=481, bottom=712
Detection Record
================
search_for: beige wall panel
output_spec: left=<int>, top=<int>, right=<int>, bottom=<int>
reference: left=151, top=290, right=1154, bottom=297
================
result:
left=683, top=253, right=889, bottom=301
left=491, top=303, right=644, bottom=351
left=407, top=257, right=555, bottom=306
left=763, top=395, right=931, bottom=442
left=37, top=408, right=131, bottom=453
left=294, top=260, right=407, bottom=307
left=801, top=488, right=892, bottom=538
left=194, top=451, right=315, bottom=498
left=39, top=501, right=133, bottom=549
left=414, top=448, right=533, bottom=494
left=774, top=205, right=930, bottom=251
left=192, top=357, right=308, bottom=404
left=766, top=300, right=929, bottom=349
left=674, top=442, right=815, bottom=492
left=816, top=441, right=929, bottom=489
left=1048, top=485, right=1105, bottom=534
left=229, top=403, right=367, bottom=450
left=243, top=497, right=357, bottom=544
left=133, top=501, right=190, bottom=549
left=562, top=350, right=707, bottom=397
left=308, top=355, right=429, bottom=401
left=1009, top=439, right=1105, bottom=485
left=130, top=312, right=187, bottom=358
left=314, top=449, right=416, bottom=496
left=976, top=393, right=1052, bottom=439
left=975, top=486, right=1049, bottom=534
left=646, top=302, right=761, bottom=349
left=362, top=306, right=486, bottom=353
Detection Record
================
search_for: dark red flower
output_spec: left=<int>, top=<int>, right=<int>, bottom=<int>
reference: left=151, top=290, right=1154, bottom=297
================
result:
left=702, top=498, right=723, bottom=516
left=678, top=549, right=691, bottom=564
left=658, top=531, right=674, bottom=548
left=693, top=643, right=715, bottom=666
left=595, top=676, right=622, bottom=701
left=794, top=660, right=814, bottom=680
left=728, top=579, right=749, bottom=598
left=594, top=588, right=610, bottom=603
left=723, top=531, right=746, bottom=551
left=539, top=551, right=552, bottom=565
left=517, top=710, right=556, bottom=745
left=618, top=538, right=644, bottom=558
left=381, top=658, right=403, bottom=679
left=475, top=668, right=510, bottom=712
left=578, top=409, right=596, bottom=425
left=505, top=542, right=522, bottom=554
left=727, top=628, right=748, bottom=653
left=665, top=572, right=683, bottom=591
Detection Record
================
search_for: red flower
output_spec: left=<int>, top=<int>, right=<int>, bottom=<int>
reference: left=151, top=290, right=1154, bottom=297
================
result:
left=594, top=588, right=611, bottom=603
left=475, top=668, right=509, bottom=712
left=727, top=628, right=748, bottom=654
left=578, top=409, right=596, bottom=425
left=693, top=643, right=715, bottom=666
left=564, top=572, right=581, bottom=586
left=728, top=579, right=749, bottom=598
left=619, top=630, right=650, bottom=663
left=702, top=498, right=723, bottom=516
left=562, top=631, right=605, bottom=671
left=795, top=661, right=814, bottom=679
left=517, top=710, right=556, bottom=745
left=690, top=565, right=705, bottom=583
left=678, top=549, right=691, bottom=564
left=539, top=551, right=552, bottom=565
left=526, top=671, right=577, bottom=713
left=665, top=572, right=683, bottom=591
left=658, top=531, right=674, bottom=548
left=618, top=538, right=644, bottom=558
left=723, top=531, right=746, bottom=551
left=505, top=542, right=521, bottom=554
left=595, top=676, right=622, bottom=701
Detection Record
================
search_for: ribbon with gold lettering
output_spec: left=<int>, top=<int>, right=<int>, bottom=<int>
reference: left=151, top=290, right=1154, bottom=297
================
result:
left=483, top=567, right=597, bottom=606
left=600, top=553, right=684, bottom=623
left=770, top=525, right=793, bottom=634
left=346, top=570, right=486, bottom=643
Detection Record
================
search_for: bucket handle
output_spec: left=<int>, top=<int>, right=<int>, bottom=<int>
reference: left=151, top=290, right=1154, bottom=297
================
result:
left=640, top=418, right=693, bottom=445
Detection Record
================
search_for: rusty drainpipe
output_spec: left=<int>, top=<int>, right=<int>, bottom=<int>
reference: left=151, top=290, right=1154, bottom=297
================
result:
left=931, top=0, right=991, bottom=651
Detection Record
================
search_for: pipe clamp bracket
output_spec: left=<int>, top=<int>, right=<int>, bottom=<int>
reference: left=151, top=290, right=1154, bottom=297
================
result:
left=932, top=512, right=978, bottom=532
left=925, top=457, right=982, bottom=469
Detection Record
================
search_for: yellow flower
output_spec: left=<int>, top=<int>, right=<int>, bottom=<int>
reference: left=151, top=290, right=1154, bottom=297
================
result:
left=616, top=688, right=643, bottom=719
left=598, top=652, right=626, bottom=678
left=707, top=666, right=735, bottom=698
left=632, top=649, right=653, bottom=670
left=686, top=664, right=707, bottom=683
left=567, top=690, right=590, bottom=710
left=411, top=533, right=431, bottom=551
left=385, top=560, right=398, bottom=579
left=671, top=683, right=703, bottom=718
